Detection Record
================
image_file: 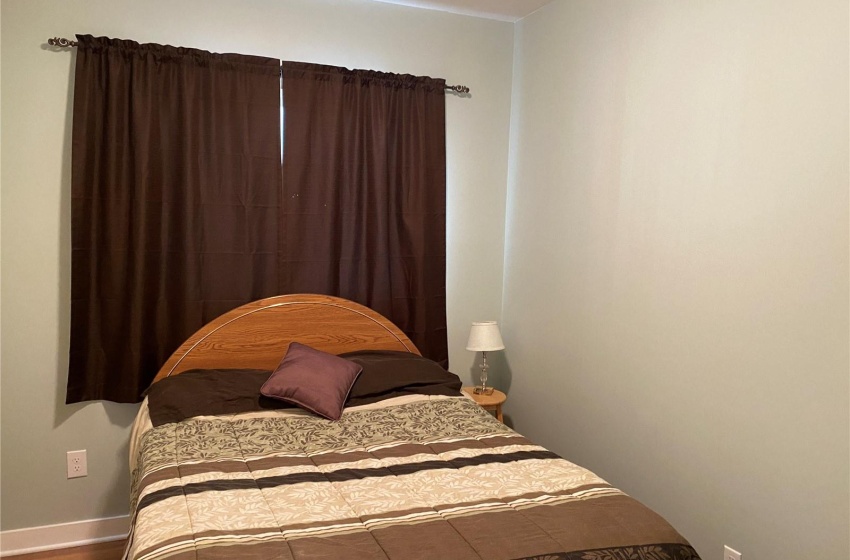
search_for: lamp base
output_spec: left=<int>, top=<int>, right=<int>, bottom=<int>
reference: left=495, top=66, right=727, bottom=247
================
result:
left=473, top=386, right=494, bottom=395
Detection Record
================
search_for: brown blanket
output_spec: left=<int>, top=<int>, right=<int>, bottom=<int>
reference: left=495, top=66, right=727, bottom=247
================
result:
left=128, top=397, right=699, bottom=560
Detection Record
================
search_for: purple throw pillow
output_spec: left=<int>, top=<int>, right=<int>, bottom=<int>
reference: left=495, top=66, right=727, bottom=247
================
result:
left=260, top=342, right=363, bottom=420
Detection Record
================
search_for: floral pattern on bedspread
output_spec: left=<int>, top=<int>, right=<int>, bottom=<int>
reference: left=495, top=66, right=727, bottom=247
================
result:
left=127, top=397, right=699, bottom=560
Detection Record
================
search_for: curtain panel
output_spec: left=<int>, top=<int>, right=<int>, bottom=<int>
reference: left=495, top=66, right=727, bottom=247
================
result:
left=68, top=35, right=281, bottom=403
left=280, top=62, right=448, bottom=368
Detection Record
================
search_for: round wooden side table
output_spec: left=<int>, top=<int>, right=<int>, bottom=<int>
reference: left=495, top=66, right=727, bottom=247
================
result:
left=462, top=387, right=507, bottom=423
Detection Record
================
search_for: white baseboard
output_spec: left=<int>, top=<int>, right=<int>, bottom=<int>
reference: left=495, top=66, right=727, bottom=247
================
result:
left=0, top=515, right=129, bottom=557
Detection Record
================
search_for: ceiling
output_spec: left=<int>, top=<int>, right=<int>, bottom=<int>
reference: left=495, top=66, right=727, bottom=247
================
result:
left=369, top=0, right=554, bottom=22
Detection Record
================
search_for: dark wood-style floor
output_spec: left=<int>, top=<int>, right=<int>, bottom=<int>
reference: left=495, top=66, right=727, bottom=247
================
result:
left=12, top=540, right=126, bottom=560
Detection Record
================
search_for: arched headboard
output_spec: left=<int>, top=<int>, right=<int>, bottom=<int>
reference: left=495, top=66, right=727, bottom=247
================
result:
left=152, top=294, right=419, bottom=383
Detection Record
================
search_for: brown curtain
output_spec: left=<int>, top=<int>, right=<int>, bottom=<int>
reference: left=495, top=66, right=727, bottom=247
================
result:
left=280, top=62, right=448, bottom=367
left=68, top=35, right=281, bottom=403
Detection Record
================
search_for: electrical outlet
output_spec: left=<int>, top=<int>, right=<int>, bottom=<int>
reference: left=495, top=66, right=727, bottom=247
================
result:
left=724, top=545, right=741, bottom=560
left=67, top=450, right=87, bottom=479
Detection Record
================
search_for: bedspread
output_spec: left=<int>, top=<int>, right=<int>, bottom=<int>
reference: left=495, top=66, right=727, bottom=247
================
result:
left=127, top=397, right=699, bottom=560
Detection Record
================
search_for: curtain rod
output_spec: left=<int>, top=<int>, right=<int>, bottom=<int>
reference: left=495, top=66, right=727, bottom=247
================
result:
left=47, top=37, right=471, bottom=94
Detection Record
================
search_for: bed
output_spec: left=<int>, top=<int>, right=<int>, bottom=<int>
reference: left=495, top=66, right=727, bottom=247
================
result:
left=127, top=294, right=700, bottom=560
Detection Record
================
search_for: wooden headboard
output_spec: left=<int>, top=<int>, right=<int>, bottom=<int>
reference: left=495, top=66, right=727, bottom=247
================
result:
left=152, top=294, right=420, bottom=383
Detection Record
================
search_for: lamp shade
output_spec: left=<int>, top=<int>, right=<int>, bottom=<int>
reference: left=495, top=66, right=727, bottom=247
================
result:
left=466, top=321, right=505, bottom=352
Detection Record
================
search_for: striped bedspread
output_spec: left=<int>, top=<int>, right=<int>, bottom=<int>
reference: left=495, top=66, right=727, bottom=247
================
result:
left=127, top=396, right=699, bottom=560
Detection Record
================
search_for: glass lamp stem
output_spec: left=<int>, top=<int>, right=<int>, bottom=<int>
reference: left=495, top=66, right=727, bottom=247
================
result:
left=474, top=351, right=493, bottom=395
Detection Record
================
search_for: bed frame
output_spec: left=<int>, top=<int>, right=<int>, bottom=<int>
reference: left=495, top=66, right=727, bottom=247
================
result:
left=152, top=294, right=420, bottom=383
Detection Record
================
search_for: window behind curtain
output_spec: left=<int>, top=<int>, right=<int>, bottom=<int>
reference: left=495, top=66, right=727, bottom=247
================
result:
left=67, top=35, right=281, bottom=403
left=279, top=62, right=449, bottom=368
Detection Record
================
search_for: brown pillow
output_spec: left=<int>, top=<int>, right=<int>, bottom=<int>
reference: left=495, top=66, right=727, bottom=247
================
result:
left=260, top=342, right=362, bottom=420
left=341, top=350, right=462, bottom=400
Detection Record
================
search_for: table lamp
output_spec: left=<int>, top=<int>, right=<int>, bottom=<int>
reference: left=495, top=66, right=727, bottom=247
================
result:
left=466, top=321, right=505, bottom=395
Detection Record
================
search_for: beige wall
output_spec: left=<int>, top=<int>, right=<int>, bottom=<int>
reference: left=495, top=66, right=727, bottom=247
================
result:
left=0, top=0, right=513, bottom=530
left=503, top=0, right=848, bottom=558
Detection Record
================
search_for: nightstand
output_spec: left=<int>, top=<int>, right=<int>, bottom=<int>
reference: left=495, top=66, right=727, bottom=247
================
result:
left=462, top=387, right=507, bottom=423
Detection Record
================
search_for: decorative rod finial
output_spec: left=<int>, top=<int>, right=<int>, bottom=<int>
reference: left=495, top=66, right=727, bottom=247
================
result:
left=48, top=37, right=78, bottom=48
left=446, top=84, right=470, bottom=94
